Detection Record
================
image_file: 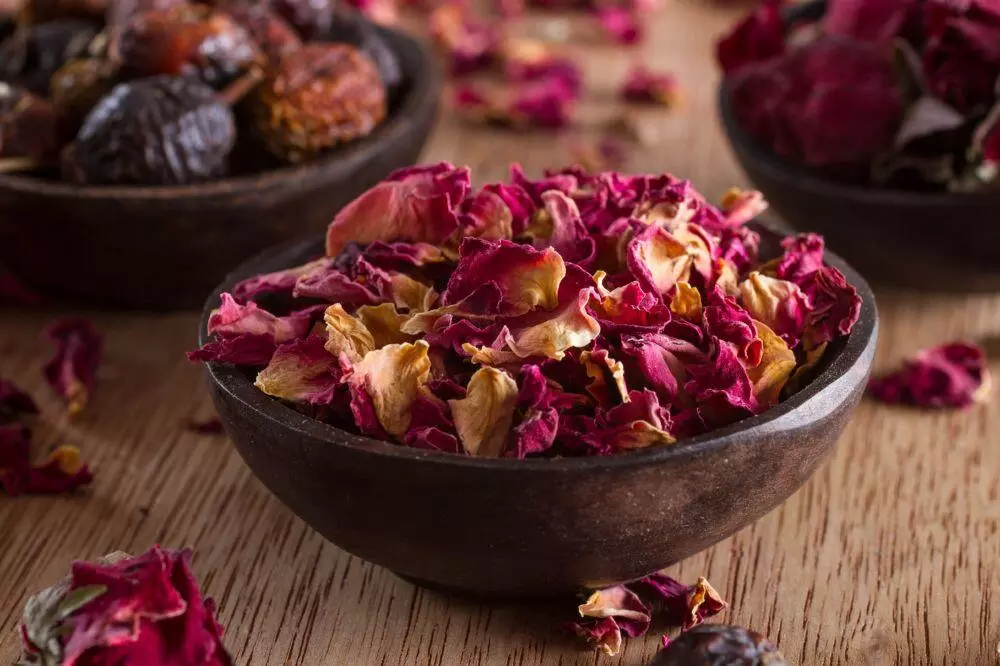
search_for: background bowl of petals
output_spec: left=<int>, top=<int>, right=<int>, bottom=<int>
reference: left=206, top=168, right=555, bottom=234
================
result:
left=718, top=86, right=1000, bottom=292
left=200, top=222, right=878, bottom=598
left=0, top=21, right=441, bottom=311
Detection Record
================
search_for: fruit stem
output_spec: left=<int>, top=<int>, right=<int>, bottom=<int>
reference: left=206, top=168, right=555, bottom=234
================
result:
left=220, top=67, right=265, bottom=107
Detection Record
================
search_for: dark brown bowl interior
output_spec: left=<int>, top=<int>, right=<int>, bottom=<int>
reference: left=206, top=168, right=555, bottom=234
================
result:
left=199, top=222, right=879, bottom=598
left=718, top=83, right=1000, bottom=292
left=0, top=24, right=441, bottom=310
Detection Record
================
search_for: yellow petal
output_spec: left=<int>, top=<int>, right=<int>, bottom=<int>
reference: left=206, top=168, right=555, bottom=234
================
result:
left=613, top=421, right=676, bottom=449
left=324, top=304, right=375, bottom=363
left=449, top=367, right=519, bottom=457
left=715, top=259, right=740, bottom=297
left=635, top=229, right=692, bottom=294
left=389, top=273, right=438, bottom=312
left=44, top=445, right=85, bottom=474
left=507, top=291, right=601, bottom=360
left=356, top=303, right=413, bottom=347
left=581, top=350, right=630, bottom=405
left=746, top=320, right=796, bottom=406
left=738, top=271, right=803, bottom=330
left=352, top=341, right=432, bottom=438
left=669, top=282, right=703, bottom=321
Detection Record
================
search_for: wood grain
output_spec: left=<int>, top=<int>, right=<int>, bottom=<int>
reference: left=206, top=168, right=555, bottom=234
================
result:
left=1, top=2, right=998, bottom=664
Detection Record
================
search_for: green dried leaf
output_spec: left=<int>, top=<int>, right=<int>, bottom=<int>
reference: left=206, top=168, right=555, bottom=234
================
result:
left=56, top=584, right=106, bottom=620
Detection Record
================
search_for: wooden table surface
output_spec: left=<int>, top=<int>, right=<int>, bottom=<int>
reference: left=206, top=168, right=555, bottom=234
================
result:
left=2, top=3, right=999, bottom=665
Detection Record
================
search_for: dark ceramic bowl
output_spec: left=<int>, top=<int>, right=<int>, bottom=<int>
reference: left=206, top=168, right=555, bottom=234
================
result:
left=0, top=24, right=441, bottom=310
left=201, top=224, right=878, bottom=598
left=718, top=86, right=1000, bottom=291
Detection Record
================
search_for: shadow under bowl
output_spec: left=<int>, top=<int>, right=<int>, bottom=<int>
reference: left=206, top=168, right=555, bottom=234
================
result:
left=200, top=225, right=878, bottom=598
left=718, top=83, right=1000, bottom=291
left=0, top=23, right=441, bottom=311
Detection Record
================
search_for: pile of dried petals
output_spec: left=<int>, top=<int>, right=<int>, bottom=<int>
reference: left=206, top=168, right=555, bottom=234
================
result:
left=0, top=379, right=92, bottom=496
left=190, top=162, right=862, bottom=459
left=18, top=546, right=232, bottom=665
left=868, top=341, right=991, bottom=409
left=718, top=0, right=1000, bottom=191
left=427, top=0, right=676, bottom=139
left=567, top=572, right=726, bottom=656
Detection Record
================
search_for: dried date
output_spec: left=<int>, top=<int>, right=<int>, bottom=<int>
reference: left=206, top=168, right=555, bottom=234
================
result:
left=116, top=4, right=263, bottom=87
left=222, top=1, right=301, bottom=61
left=50, top=58, right=118, bottom=132
left=249, top=43, right=386, bottom=163
left=653, top=625, right=786, bottom=666
left=0, top=82, right=61, bottom=163
left=63, top=75, right=236, bottom=185
left=323, top=8, right=402, bottom=102
left=0, top=20, right=99, bottom=95
left=270, top=0, right=334, bottom=40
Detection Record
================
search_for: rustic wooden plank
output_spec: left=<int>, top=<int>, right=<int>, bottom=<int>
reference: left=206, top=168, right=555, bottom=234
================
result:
left=1, top=2, right=998, bottom=664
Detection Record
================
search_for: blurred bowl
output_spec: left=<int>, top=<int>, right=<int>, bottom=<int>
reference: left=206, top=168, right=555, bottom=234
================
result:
left=0, top=22, right=441, bottom=310
left=200, top=222, right=879, bottom=598
left=717, top=55, right=1000, bottom=292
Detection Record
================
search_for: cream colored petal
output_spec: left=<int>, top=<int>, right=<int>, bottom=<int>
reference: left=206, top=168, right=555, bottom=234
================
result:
left=669, top=281, right=703, bottom=321
left=356, top=303, right=413, bottom=347
left=449, top=367, right=518, bottom=457
left=746, top=320, right=796, bottom=406
left=352, top=341, right=432, bottom=438
left=507, top=291, right=601, bottom=360
left=324, top=304, right=375, bottom=363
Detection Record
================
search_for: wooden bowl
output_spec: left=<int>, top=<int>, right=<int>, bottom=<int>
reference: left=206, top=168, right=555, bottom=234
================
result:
left=0, top=24, right=441, bottom=310
left=200, top=224, right=878, bottom=598
left=717, top=71, right=1000, bottom=292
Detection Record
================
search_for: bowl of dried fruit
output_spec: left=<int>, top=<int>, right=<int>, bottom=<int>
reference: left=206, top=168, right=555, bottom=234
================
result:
left=716, top=0, right=1000, bottom=291
left=192, top=162, right=878, bottom=598
left=0, top=2, right=440, bottom=309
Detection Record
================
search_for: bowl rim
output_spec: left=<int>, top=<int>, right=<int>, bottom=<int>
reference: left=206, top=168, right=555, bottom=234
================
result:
left=200, top=220, right=879, bottom=472
left=717, top=79, right=1000, bottom=207
left=0, top=22, right=440, bottom=201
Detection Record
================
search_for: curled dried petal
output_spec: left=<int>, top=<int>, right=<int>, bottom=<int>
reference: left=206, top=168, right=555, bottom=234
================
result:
left=449, top=366, right=518, bottom=457
left=350, top=341, right=433, bottom=437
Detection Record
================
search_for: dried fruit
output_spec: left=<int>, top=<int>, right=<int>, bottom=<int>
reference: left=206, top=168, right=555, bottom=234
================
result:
left=190, top=163, right=863, bottom=458
left=868, top=341, right=991, bottom=408
left=18, top=546, right=233, bottom=665
left=0, top=19, right=98, bottom=95
left=116, top=4, right=263, bottom=87
left=221, top=1, right=301, bottom=61
left=63, top=75, right=236, bottom=185
left=49, top=57, right=119, bottom=132
left=249, top=43, right=387, bottom=163
left=652, top=624, right=786, bottom=665
left=0, top=82, right=61, bottom=164
left=324, top=8, right=404, bottom=101
left=271, top=0, right=335, bottom=39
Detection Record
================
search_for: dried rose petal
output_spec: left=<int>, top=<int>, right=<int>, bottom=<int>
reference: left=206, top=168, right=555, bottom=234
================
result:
left=325, top=162, right=471, bottom=258
left=186, top=417, right=224, bottom=435
left=208, top=293, right=322, bottom=343
left=229, top=258, right=329, bottom=302
left=443, top=238, right=566, bottom=316
left=430, top=3, right=499, bottom=75
left=596, top=7, right=642, bottom=46
left=187, top=334, right=277, bottom=366
left=20, top=546, right=232, bottom=665
left=43, top=317, right=103, bottom=417
left=21, top=445, right=93, bottom=494
left=738, top=272, right=810, bottom=348
left=449, top=366, right=518, bottom=457
left=349, top=341, right=433, bottom=438
left=620, top=65, right=679, bottom=106
left=566, top=616, right=623, bottom=656
left=255, top=336, right=343, bottom=405
left=824, top=0, right=915, bottom=45
left=868, top=342, right=991, bottom=409
left=716, top=0, right=785, bottom=74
